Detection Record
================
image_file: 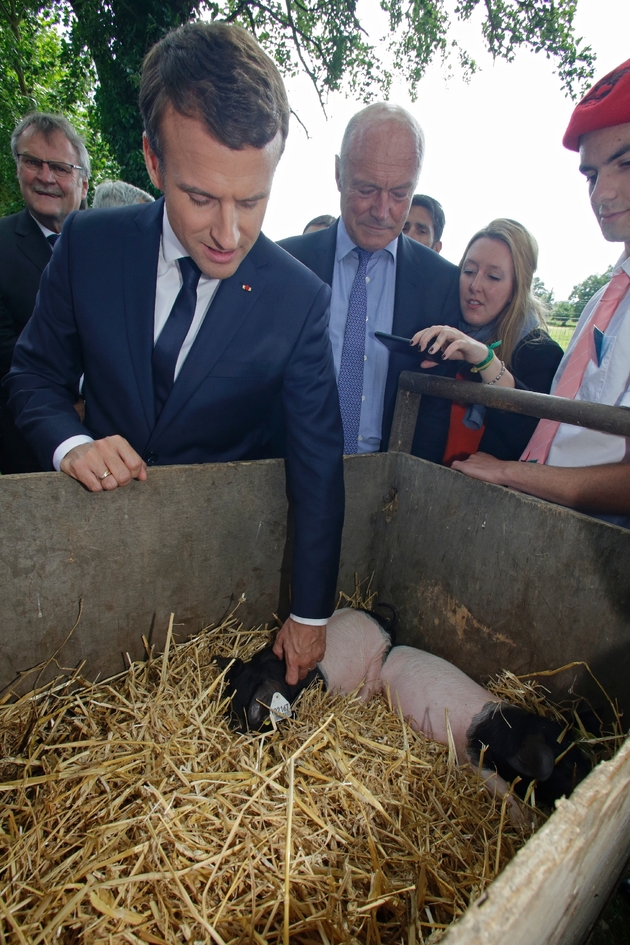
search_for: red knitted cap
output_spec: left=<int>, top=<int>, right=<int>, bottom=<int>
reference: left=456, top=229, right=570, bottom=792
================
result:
left=563, top=58, right=630, bottom=151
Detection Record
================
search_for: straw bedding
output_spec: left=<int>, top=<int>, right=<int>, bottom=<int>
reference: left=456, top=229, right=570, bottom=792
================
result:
left=1, top=609, right=548, bottom=945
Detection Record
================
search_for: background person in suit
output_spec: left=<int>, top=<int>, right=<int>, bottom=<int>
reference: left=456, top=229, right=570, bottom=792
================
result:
left=279, top=103, right=461, bottom=461
left=5, top=21, right=344, bottom=684
left=403, top=194, right=445, bottom=253
left=303, top=214, right=335, bottom=234
left=0, top=112, right=89, bottom=473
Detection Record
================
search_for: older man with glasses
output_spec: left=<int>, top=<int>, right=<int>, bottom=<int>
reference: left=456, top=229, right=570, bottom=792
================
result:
left=0, top=112, right=90, bottom=473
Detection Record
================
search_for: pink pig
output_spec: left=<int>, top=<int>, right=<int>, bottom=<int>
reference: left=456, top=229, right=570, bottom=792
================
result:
left=321, top=608, right=499, bottom=766
left=319, top=610, right=588, bottom=807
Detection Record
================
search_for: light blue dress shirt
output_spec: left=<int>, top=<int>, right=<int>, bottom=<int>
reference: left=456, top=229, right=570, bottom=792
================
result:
left=329, top=218, right=397, bottom=452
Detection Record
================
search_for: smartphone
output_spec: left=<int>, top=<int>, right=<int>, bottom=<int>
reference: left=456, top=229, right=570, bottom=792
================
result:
left=374, top=331, right=442, bottom=363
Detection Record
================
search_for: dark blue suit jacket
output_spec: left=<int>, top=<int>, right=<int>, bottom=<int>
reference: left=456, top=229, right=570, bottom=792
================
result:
left=279, top=220, right=461, bottom=461
left=5, top=198, right=344, bottom=619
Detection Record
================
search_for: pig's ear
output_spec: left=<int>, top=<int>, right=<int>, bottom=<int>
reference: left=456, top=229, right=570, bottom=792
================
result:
left=507, top=732, right=556, bottom=782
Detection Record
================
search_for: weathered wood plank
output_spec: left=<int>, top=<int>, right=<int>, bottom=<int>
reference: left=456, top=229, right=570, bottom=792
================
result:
left=441, top=737, right=630, bottom=945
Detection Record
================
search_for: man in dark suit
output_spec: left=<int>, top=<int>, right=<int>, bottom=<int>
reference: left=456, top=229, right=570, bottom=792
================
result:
left=279, top=103, right=461, bottom=461
left=0, top=113, right=89, bottom=473
left=5, top=22, right=344, bottom=684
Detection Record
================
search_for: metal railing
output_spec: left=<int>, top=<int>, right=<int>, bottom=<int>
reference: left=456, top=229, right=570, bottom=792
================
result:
left=388, top=371, right=630, bottom=454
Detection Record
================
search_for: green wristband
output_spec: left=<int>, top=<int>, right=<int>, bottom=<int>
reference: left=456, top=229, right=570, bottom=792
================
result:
left=470, top=340, right=502, bottom=373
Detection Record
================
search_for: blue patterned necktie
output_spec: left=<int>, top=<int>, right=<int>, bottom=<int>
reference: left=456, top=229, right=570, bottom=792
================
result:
left=47, top=233, right=60, bottom=249
left=338, top=248, right=373, bottom=453
left=152, top=256, right=201, bottom=418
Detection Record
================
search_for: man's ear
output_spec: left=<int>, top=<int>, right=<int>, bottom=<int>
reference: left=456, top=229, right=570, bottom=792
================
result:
left=433, top=240, right=443, bottom=254
left=334, top=154, right=342, bottom=193
left=143, top=133, right=164, bottom=191
left=80, top=176, right=89, bottom=202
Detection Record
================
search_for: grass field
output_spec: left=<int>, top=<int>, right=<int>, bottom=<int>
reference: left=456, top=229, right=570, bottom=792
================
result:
left=548, top=324, right=576, bottom=350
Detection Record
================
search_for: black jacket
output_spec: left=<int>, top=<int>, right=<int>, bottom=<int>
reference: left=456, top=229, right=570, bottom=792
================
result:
left=0, top=208, right=52, bottom=393
left=0, top=207, right=52, bottom=471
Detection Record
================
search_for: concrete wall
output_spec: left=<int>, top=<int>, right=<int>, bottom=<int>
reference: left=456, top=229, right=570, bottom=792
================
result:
left=1, top=453, right=629, bottom=718
left=0, top=457, right=393, bottom=693
left=373, top=453, right=630, bottom=719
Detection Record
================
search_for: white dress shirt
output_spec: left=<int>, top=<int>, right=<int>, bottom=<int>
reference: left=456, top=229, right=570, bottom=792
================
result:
left=52, top=208, right=220, bottom=470
left=30, top=214, right=57, bottom=240
left=329, top=218, right=397, bottom=452
left=546, top=252, right=630, bottom=529
left=547, top=252, right=630, bottom=468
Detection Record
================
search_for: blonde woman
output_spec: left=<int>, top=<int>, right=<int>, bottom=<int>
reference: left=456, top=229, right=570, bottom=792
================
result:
left=412, top=218, right=563, bottom=464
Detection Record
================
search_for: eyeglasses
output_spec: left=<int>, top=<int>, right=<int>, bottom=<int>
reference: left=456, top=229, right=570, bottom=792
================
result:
left=17, top=153, right=84, bottom=178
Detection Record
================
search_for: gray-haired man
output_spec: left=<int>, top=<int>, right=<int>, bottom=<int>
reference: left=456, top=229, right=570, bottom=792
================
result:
left=0, top=112, right=90, bottom=472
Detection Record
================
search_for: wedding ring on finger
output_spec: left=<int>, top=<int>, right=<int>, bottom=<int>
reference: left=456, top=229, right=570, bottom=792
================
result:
left=97, top=469, right=112, bottom=481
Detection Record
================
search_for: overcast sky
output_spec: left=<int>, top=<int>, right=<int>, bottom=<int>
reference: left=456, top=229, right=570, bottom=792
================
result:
left=263, top=0, right=628, bottom=300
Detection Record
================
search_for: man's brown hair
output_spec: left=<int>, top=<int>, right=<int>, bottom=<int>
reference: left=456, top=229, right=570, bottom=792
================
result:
left=140, top=21, right=290, bottom=159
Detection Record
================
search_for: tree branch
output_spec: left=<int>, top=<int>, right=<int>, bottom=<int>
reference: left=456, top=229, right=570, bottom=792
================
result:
left=290, top=105, right=310, bottom=137
left=223, top=0, right=251, bottom=24
left=283, top=0, right=326, bottom=112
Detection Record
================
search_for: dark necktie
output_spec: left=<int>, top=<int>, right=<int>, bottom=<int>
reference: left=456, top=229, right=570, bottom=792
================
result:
left=152, top=256, right=202, bottom=417
left=337, top=248, right=372, bottom=453
left=47, top=233, right=60, bottom=249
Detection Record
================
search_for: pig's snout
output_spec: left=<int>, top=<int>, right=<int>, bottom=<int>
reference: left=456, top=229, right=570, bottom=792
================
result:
left=245, top=679, right=291, bottom=730
left=467, top=702, right=591, bottom=804
left=217, top=647, right=321, bottom=732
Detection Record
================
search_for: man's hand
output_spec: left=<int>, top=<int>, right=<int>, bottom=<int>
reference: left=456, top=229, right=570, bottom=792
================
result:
left=60, top=435, right=148, bottom=492
left=272, top=618, right=326, bottom=686
left=451, top=452, right=512, bottom=485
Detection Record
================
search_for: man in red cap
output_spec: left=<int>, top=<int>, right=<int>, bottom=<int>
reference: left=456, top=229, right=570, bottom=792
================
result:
left=451, top=58, right=630, bottom=528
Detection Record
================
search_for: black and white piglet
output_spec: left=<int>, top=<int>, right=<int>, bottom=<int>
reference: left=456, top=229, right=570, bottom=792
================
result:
left=218, top=607, right=393, bottom=731
left=219, top=609, right=590, bottom=804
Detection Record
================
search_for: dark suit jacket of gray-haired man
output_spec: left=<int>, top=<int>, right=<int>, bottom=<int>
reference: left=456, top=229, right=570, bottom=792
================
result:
left=279, top=103, right=461, bottom=461
left=0, top=111, right=90, bottom=473
left=5, top=21, right=345, bottom=686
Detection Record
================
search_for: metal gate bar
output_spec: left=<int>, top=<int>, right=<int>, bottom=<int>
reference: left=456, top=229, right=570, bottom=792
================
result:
left=388, top=371, right=630, bottom=453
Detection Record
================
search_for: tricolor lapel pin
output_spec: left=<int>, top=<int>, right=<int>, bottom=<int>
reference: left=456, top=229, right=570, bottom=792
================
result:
left=241, top=284, right=252, bottom=292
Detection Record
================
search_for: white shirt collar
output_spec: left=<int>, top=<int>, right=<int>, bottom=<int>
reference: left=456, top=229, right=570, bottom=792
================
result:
left=29, top=212, right=57, bottom=239
left=162, top=205, right=190, bottom=263
left=614, top=249, right=630, bottom=277
left=336, top=216, right=398, bottom=263
left=161, top=205, right=218, bottom=286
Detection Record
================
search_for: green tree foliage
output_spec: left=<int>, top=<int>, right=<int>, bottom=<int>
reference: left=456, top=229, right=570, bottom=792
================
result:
left=69, top=0, right=595, bottom=189
left=548, top=266, right=614, bottom=324
left=533, top=276, right=554, bottom=306
left=2, top=0, right=596, bottom=202
left=0, top=1, right=118, bottom=215
left=549, top=299, right=576, bottom=325
left=569, top=265, right=614, bottom=316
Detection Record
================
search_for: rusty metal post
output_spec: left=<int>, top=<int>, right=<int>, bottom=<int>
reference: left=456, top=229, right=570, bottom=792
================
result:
left=388, top=387, right=422, bottom=453
left=386, top=371, right=630, bottom=452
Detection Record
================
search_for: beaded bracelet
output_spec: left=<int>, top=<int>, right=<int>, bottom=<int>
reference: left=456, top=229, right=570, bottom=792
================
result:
left=470, top=340, right=502, bottom=373
left=484, top=360, right=506, bottom=385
